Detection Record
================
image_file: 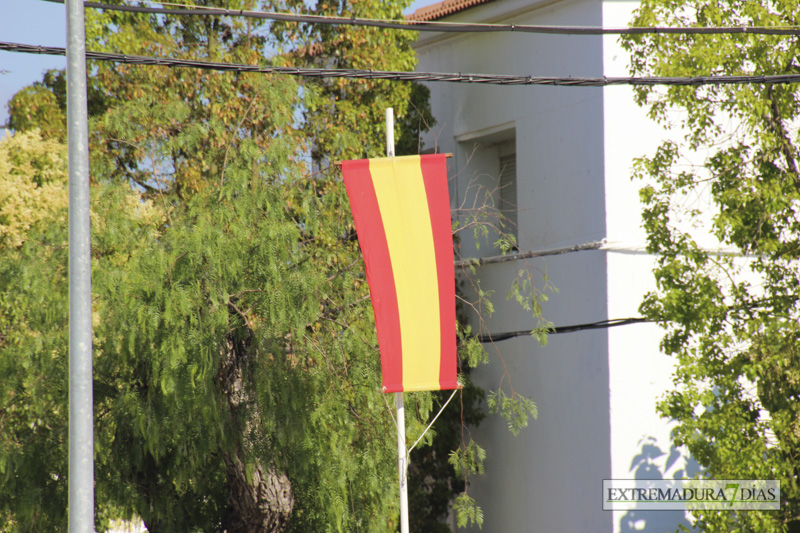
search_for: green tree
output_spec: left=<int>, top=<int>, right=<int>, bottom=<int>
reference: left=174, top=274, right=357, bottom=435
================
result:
left=78, top=3, right=527, bottom=530
left=0, top=119, right=401, bottom=532
left=0, top=130, right=165, bottom=531
left=622, top=1, right=800, bottom=531
left=3, top=2, right=543, bottom=530
left=6, top=69, right=109, bottom=141
left=0, top=131, right=70, bottom=532
left=93, top=146, right=402, bottom=532
left=270, top=0, right=422, bottom=163
left=0, top=130, right=69, bottom=247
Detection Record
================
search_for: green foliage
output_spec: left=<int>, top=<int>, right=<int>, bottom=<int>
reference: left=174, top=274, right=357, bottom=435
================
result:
left=622, top=1, right=800, bottom=531
left=447, top=190, right=549, bottom=528
left=459, top=324, right=490, bottom=368
left=272, top=0, right=418, bottom=161
left=395, top=82, right=438, bottom=157
left=81, top=0, right=301, bottom=197
left=7, top=85, right=65, bottom=141
left=0, top=219, right=70, bottom=531
left=2, top=1, right=550, bottom=530
left=408, top=384, right=484, bottom=532
left=94, top=160, right=401, bottom=532
left=487, top=389, right=538, bottom=437
left=0, top=130, right=69, bottom=248
left=0, top=132, right=163, bottom=532
left=448, top=439, right=486, bottom=478
left=0, top=124, right=401, bottom=531
left=452, top=492, right=484, bottom=529
left=7, top=69, right=109, bottom=141
left=508, top=269, right=556, bottom=346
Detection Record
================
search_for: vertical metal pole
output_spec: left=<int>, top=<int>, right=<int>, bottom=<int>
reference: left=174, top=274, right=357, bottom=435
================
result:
left=66, top=0, right=94, bottom=530
left=396, top=392, right=409, bottom=533
left=386, top=107, right=409, bottom=533
left=386, top=107, right=395, bottom=158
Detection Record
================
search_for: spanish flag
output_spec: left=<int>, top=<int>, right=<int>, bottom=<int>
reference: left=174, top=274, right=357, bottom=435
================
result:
left=342, top=154, right=458, bottom=393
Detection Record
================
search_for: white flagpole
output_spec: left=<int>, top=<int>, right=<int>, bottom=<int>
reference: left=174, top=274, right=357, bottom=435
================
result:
left=386, top=107, right=395, bottom=159
left=386, top=107, right=410, bottom=533
left=396, top=392, right=409, bottom=533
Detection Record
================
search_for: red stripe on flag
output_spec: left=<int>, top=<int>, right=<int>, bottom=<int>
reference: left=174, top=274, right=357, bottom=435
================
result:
left=341, top=160, right=404, bottom=392
left=420, top=155, right=459, bottom=390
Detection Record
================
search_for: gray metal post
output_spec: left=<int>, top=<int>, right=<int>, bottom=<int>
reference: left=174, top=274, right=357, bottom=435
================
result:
left=66, top=0, right=94, bottom=530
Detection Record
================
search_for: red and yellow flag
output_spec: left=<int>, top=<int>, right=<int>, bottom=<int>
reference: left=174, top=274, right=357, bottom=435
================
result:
left=342, top=154, right=458, bottom=393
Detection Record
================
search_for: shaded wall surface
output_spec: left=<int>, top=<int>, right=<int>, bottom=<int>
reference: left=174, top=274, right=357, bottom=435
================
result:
left=415, top=0, right=692, bottom=531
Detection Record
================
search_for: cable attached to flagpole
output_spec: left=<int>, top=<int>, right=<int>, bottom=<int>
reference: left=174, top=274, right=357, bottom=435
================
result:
left=406, top=387, right=459, bottom=455
left=381, top=387, right=399, bottom=430
left=386, top=107, right=410, bottom=533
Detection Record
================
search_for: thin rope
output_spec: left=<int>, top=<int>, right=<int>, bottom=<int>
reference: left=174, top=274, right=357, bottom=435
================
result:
left=381, top=388, right=398, bottom=431
left=407, top=387, right=459, bottom=455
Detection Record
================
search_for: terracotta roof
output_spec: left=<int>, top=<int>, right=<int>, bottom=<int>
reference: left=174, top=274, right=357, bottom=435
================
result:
left=405, top=0, right=496, bottom=22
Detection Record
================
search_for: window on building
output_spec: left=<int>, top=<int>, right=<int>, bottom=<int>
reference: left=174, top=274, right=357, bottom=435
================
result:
left=455, top=127, right=518, bottom=258
left=497, top=141, right=518, bottom=246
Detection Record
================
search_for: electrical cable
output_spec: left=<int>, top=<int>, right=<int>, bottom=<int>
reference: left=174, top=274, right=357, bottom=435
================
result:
left=455, top=241, right=603, bottom=267
left=476, top=318, right=652, bottom=342
left=43, top=0, right=800, bottom=37
left=5, top=41, right=800, bottom=87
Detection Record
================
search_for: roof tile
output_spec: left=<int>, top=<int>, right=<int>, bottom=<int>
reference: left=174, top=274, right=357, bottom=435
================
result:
left=405, top=0, right=496, bottom=22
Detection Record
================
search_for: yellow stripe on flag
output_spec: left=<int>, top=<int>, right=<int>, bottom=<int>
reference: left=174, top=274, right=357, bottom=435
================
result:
left=369, top=156, right=441, bottom=390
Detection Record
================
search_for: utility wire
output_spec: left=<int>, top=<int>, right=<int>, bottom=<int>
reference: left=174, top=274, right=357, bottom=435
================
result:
left=477, top=318, right=651, bottom=342
left=5, top=41, right=800, bottom=87
left=455, top=241, right=603, bottom=268
left=45, top=0, right=800, bottom=37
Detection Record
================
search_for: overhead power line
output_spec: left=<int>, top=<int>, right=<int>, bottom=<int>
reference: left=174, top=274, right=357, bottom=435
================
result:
left=5, top=41, right=800, bottom=87
left=477, top=318, right=651, bottom=342
left=46, top=0, right=800, bottom=37
left=455, top=241, right=603, bottom=268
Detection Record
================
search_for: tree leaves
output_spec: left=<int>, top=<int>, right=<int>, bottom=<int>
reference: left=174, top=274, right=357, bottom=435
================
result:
left=623, top=1, right=800, bottom=530
left=2, top=0, right=550, bottom=530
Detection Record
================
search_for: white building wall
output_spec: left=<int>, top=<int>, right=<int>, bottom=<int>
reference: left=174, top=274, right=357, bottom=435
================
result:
left=602, top=2, right=694, bottom=532
left=414, top=0, right=693, bottom=531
